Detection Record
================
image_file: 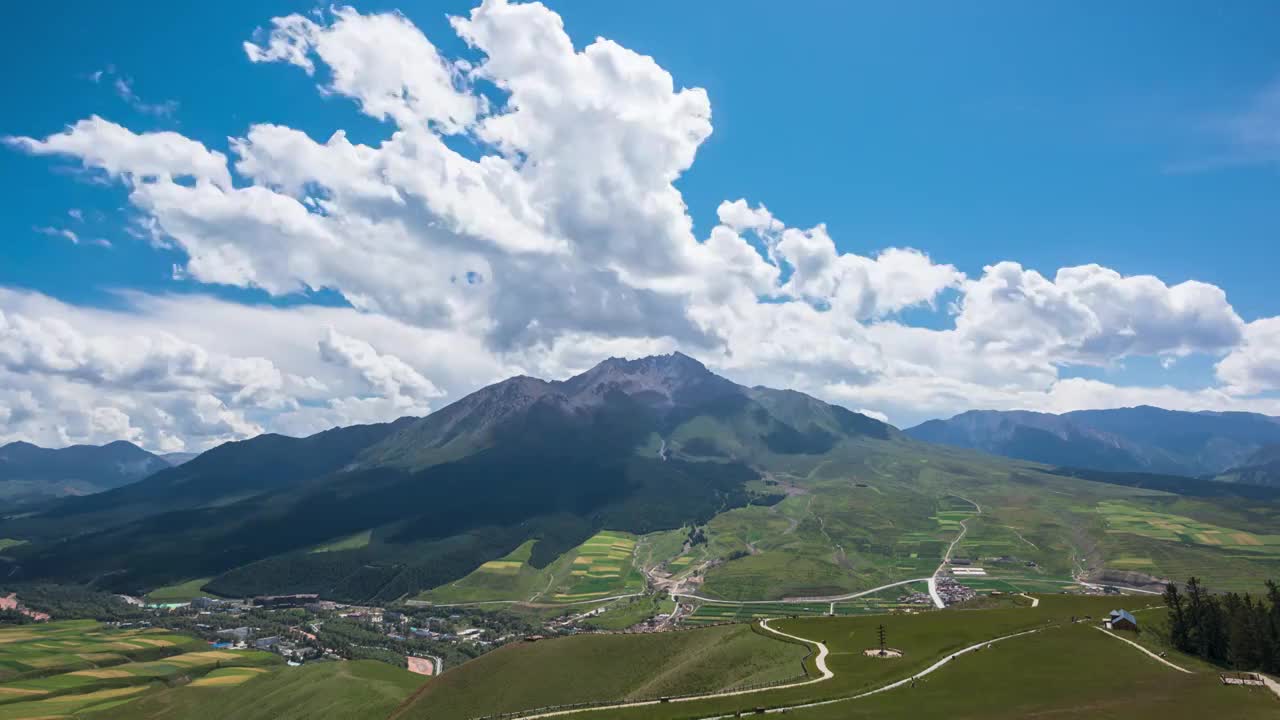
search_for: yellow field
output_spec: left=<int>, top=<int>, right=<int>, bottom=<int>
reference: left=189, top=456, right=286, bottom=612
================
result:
left=68, top=668, right=133, bottom=679
left=551, top=531, right=642, bottom=601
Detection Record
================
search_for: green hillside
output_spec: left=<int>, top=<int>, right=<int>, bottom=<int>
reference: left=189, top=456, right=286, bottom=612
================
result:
left=6, top=354, right=1280, bottom=612
left=0, top=620, right=278, bottom=719
left=392, top=594, right=1276, bottom=720
left=391, top=623, right=809, bottom=720
left=89, top=660, right=422, bottom=720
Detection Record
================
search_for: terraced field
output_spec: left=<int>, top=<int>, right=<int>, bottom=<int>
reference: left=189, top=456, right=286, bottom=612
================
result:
left=0, top=621, right=278, bottom=718
left=552, top=531, right=644, bottom=601
left=92, top=659, right=423, bottom=720
left=1096, top=500, right=1280, bottom=591
left=418, top=531, right=645, bottom=606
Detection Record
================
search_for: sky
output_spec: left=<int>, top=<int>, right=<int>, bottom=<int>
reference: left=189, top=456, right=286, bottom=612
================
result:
left=2, top=0, right=1279, bottom=451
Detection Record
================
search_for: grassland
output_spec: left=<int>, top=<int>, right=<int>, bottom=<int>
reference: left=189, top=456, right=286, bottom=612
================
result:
left=418, top=531, right=645, bottom=606
left=1094, top=499, right=1280, bottom=591
left=88, top=660, right=423, bottom=720
left=392, top=623, right=811, bottom=719
left=0, top=620, right=278, bottom=718
left=398, top=594, right=1253, bottom=720
left=552, top=531, right=644, bottom=601
left=310, top=530, right=373, bottom=553
left=775, top=623, right=1277, bottom=720
left=582, top=595, right=677, bottom=631
left=143, top=578, right=217, bottom=603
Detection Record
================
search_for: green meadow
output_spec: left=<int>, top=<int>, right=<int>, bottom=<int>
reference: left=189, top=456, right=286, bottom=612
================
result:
left=0, top=620, right=278, bottom=719
left=392, top=623, right=810, bottom=719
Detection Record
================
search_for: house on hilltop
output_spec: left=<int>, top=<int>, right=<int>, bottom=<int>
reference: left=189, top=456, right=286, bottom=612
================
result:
left=1107, top=609, right=1138, bottom=631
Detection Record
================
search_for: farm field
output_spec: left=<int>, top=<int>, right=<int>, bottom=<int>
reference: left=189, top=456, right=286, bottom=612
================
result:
left=1096, top=500, right=1280, bottom=592
left=0, top=620, right=277, bottom=719
left=391, top=623, right=811, bottom=720
left=416, top=540, right=551, bottom=604
left=89, top=659, right=422, bottom=720
left=419, top=530, right=646, bottom=606
left=551, top=531, right=644, bottom=602
left=582, top=595, right=677, bottom=631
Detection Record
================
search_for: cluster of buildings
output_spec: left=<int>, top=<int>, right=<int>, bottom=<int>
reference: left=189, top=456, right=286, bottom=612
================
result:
left=934, top=577, right=977, bottom=605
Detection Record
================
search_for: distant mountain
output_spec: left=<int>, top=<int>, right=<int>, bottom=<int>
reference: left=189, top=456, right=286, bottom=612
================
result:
left=906, top=406, right=1280, bottom=477
left=159, top=452, right=200, bottom=466
left=1214, top=443, right=1280, bottom=488
left=0, top=440, right=169, bottom=505
left=2, top=353, right=895, bottom=600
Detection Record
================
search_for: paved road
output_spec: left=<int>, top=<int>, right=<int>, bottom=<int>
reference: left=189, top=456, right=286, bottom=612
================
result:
left=709, top=626, right=1049, bottom=718
left=1018, top=593, right=1040, bottom=608
left=929, top=496, right=982, bottom=608
left=406, top=593, right=644, bottom=609
left=499, top=615, right=1052, bottom=720
left=512, top=618, right=834, bottom=719
left=674, top=577, right=930, bottom=606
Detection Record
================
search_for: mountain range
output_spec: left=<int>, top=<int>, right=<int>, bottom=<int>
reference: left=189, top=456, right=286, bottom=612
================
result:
left=0, top=353, right=897, bottom=600
left=906, top=407, right=1280, bottom=485
left=4, top=353, right=1280, bottom=604
left=0, top=440, right=176, bottom=505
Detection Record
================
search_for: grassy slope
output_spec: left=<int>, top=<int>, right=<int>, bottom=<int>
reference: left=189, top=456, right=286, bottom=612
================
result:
left=781, top=624, right=1276, bottom=720
left=87, top=660, right=422, bottom=720
left=693, top=440, right=1280, bottom=601
left=143, top=578, right=216, bottom=603
left=585, top=595, right=1164, bottom=720
left=0, top=621, right=276, bottom=719
left=419, top=531, right=646, bottom=605
left=391, top=624, right=810, bottom=720
left=310, top=530, right=373, bottom=553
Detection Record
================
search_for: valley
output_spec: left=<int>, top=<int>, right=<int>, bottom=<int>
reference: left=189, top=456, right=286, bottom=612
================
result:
left=2, top=355, right=1280, bottom=719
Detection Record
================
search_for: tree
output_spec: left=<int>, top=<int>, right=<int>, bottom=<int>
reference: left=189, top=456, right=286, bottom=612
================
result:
left=1164, top=583, right=1189, bottom=653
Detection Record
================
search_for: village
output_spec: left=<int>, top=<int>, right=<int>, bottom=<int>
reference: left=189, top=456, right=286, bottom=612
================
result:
left=111, top=592, right=548, bottom=679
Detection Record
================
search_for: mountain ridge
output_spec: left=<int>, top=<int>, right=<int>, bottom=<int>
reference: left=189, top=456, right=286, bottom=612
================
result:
left=0, top=439, right=170, bottom=505
left=906, top=406, right=1280, bottom=479
left=1, top=353, right=894, bottom=599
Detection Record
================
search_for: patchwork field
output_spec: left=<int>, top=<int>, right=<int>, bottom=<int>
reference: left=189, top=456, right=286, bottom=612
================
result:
left=416, top=540, right=551, bottom=604
left=1098, top=501, right=1280, bottom=550
left=0, top=620, right=278, bottom=718
left=1096, top=500, right=1280, bottom=591
left=88, top=659, right=423, bottom=720
left=552, top=531, right=643, bottom=601
left=419, top=531, right=645, bottom=606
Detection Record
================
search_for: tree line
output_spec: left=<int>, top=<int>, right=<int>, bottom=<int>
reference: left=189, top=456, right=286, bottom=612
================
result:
left=1163, top=577, right=1280, bottom=672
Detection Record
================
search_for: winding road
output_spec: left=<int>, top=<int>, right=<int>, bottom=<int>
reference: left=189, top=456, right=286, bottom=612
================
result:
left=509, top=618, right=1050, bottom=720
left=928, top=496, right=982, bottom=609
left=673, top=577, right=930, bottom=607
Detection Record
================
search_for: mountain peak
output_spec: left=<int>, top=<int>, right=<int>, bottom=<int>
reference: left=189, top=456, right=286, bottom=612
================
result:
left=559, top=352, right=729, bottom=410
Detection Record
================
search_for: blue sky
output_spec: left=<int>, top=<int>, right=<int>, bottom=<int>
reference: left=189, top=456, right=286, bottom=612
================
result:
left=2, top=1, right=1279, bottom=449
